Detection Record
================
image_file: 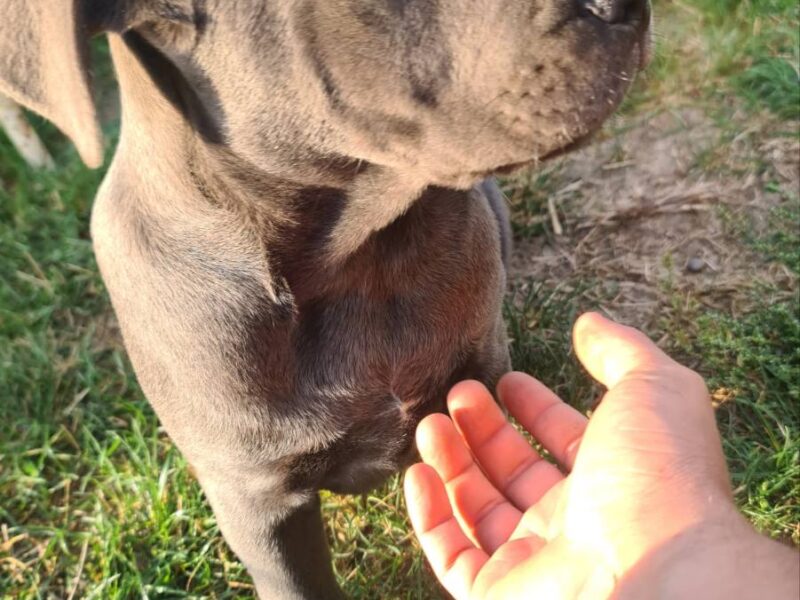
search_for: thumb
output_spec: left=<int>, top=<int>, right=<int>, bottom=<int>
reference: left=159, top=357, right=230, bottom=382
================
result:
left=572, top=312, right=719, bottom=464
left=572, top=312, right=676, bottom=388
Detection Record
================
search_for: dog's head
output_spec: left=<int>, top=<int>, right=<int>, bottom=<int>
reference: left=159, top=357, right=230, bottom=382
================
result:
left=1, top=0, right=649, bottom=186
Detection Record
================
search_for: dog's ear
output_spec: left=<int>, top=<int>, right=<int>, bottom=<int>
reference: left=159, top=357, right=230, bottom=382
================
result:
left=0, top=1, right=103, bottom=167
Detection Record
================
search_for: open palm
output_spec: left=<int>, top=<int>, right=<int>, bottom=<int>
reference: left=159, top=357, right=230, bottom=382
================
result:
left=404, top=313, right=735, bottom=599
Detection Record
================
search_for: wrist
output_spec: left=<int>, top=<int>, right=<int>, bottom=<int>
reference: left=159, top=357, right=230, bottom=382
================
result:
left=613, top=511, right=799, bottom=600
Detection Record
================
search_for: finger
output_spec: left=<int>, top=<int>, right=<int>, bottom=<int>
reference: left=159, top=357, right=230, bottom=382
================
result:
left=416, top=413, right=523, bottom=552
left=573, top=312, right=727, bottom=489
left=573, top=312, right=676, bottom=389
left=497, top=373, right=588, bottom=471
left=404, top=463, right=488, bottom=599
left=447, top=381, right=565, bottom=510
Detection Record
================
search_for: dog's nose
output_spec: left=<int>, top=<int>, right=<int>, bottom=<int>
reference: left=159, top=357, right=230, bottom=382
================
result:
left=578, top=0, right=648, bottom=25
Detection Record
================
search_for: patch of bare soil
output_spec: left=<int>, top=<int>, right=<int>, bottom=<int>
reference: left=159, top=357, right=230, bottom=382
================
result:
left=506, top=108, right=799, bottom=333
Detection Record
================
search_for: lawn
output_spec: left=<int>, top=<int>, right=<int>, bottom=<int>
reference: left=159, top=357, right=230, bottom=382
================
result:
left=1, top=1, right=798, bottom=598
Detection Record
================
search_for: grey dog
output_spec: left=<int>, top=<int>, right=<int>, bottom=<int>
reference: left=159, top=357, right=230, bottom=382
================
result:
left=1, top=0, right=649, bottom=597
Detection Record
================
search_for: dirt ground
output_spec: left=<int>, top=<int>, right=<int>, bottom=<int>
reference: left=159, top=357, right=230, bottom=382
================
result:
left=505, top=107, right=800, bottom=334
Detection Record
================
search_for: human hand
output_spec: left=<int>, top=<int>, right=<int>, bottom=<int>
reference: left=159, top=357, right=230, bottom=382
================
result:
left=404, top=313, right=795, bottom=599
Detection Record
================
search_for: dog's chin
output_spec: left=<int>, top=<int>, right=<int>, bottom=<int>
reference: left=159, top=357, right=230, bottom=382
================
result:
left=491, top=131, right=598, bottom=176
left=429, top=127, right=599, bottom=188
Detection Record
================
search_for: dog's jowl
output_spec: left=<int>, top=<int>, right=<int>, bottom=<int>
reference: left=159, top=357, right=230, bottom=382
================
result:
left=0, top=0, right=649, bottom=597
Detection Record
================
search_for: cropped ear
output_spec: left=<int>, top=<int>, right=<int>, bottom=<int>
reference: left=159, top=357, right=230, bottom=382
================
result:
left=0, top=1, right=103, bottom=167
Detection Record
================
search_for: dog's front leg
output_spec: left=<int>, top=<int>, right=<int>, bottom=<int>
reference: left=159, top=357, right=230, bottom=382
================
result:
left=90, top=177, right=349, bottom=597
left=197, top=470, right=343, bottom=600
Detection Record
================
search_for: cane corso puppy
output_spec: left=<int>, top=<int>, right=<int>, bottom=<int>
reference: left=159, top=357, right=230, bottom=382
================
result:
left=0, top=0, right=649, bottom=597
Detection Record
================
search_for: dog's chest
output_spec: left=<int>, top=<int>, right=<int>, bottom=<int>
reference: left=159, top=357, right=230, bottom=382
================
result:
left=279, top=188, right=509, bottom=493
left=287, top=187, right=506, bottom=400
left=94, top=178, right=508, bottom=488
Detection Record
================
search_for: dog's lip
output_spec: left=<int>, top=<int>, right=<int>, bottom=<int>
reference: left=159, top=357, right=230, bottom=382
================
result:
left=639, top=33, right=652, bottom=69
left=636, top=5, right=654, bottom=69
left=488, top=132, right=596, bottom=176
left=539, top=131, right=597, bottom=160
left=638, top=23, right=654, bottom=69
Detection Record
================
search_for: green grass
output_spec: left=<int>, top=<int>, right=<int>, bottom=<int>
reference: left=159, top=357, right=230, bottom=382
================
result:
left=745, top=201, right=800, bottom=273
left=668, top=296, right=800, bottom=542
left=622, top=0, right=800, bottom=118
left=2, top=4, right=799, bottom=598
left=690, top=191, right=800, bottom=543
left=0, top=120, right=254, bottom=597
left=324, top=481, right=442, bottom=599
left=504, top=281, right=599, bottom=410
left=505, top=170, right=557, bottom=240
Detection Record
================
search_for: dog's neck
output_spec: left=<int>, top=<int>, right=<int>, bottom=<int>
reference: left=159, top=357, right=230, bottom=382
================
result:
left=109, top=32, right=434, bottom=266
left=108, top=33, right=451, bottom=305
